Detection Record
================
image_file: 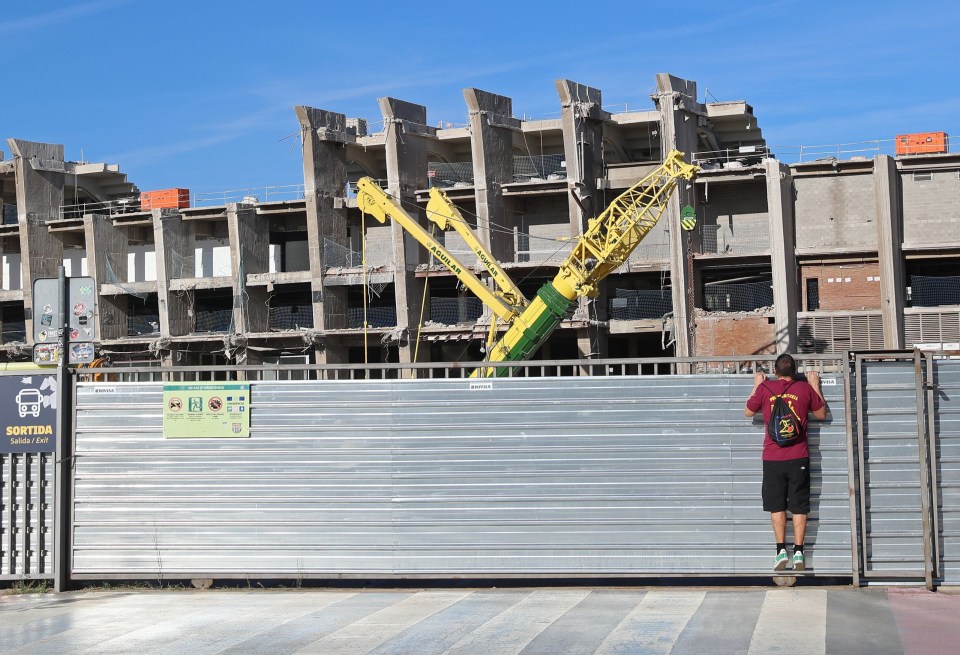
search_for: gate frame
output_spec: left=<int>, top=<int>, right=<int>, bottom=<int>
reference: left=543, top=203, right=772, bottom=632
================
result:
left=853, top=350, right=940, bottom=590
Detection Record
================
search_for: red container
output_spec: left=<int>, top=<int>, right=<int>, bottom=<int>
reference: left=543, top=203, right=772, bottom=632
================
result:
left=895, top=132, right=949, bottom=155
left=141, top=188, right=190, bottom=210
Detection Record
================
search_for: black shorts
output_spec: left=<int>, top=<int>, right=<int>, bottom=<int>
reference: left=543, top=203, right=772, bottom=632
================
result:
left=762, top=457, right=810, bottom=514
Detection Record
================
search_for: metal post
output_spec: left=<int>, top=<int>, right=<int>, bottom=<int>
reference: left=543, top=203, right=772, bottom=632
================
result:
left=53, top=266, right=72, bottom=592
left=854, top=354, right=870, bottom=577
left=842, top=353, right=861, bottom=586
left=924, top=352, right=941, bottom=584
left=914, top=349, right=935, bottom=590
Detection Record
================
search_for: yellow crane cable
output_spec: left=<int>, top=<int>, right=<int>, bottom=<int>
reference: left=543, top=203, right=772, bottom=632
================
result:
left=412, top=224, right=437, bottom=369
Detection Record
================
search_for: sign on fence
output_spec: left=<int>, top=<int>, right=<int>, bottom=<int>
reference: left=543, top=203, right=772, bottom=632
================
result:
left=0, top=374, right=57, bottom=453
left=163, top=383, right=250, bottom=438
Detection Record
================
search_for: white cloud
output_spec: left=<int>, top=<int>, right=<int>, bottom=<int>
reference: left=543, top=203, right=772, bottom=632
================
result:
left=0, top=0, right=136, bottom=35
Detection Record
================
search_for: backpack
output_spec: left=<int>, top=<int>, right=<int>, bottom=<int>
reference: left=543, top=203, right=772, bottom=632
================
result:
left=766, top=382, right=803, bottom=447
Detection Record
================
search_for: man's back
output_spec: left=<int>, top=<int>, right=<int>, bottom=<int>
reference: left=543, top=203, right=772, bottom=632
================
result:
left=747, top=376, right=825, bottom=461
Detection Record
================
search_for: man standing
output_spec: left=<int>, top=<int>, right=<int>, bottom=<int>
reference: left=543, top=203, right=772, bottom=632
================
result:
left=745, top=354, right=827, bottom=571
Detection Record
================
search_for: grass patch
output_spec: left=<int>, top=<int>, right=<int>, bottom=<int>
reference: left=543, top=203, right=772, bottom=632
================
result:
left=2, top=579, right=51, bottom=595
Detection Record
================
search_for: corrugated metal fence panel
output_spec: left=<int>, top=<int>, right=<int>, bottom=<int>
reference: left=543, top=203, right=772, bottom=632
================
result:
left=71, top=375, right=850, bottom=579
left=1, top=453, right=54, bottom=579
left=858, top=360, right=926, bottom=577
left=934, top=359, right=960, bottom=585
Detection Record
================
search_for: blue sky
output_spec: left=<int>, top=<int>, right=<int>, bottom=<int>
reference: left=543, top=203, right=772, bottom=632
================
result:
left=3, top=0, right=958, bottom=194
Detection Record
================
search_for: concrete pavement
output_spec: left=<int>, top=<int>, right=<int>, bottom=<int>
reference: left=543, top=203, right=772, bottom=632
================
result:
left=2, top=586, right=959, bottom=654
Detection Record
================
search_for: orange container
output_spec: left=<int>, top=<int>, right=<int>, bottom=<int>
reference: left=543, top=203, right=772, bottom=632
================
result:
left=140, top=188, right=190, bottom=210
left=895, top=132, right=949, bottom=155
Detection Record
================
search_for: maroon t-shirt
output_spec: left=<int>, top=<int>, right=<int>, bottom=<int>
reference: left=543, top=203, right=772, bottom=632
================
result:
left=747, top=378, right=824, bottom=461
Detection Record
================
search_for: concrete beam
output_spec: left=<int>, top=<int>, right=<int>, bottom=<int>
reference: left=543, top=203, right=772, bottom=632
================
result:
left=765, top=159, right=798, bottom=353
left=652, top=74, right=701, bottom=359
left=295, top=105, right=351, bottom=364
left=153, top=210, right=195, bottom=337
left=464, top=88, right=517, bottom=264
left=874, top=155, right=906, bottom=349
left=8, top=139, right=66, bottom=342
left=379, top=97, right=433, bottom=364
left=226, top=203, right=269, bottom=335
left=556, top=80, right=610, bottom=360
left=83, top=213, right=130, bottom=340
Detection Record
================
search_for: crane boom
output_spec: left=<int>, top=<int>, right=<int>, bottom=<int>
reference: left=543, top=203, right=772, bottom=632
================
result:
left=475, top=149, right=698, bottom=376
left=425, top=188, right=528, bottom=310
left=355, top=178, right=519, bottom=322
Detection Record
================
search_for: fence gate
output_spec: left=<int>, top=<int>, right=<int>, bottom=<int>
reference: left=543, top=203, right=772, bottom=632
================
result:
left=852, top=351, right=960, bottom=588
left=928, top=355, right=960, bottom=585
left=1, top=453, right=54, bottom=581
left=853, top=353, right=934, bottom=584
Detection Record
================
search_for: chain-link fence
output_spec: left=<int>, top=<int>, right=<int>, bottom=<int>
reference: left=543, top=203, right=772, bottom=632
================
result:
left=513, top=154, right=566, bottom=182
left=269, top=305, right=314, bottom=331
left=910, top=275, right=960, bottom=307
left=195, top=309, right=234, bottom=333
left=2, top=203, right=18, bottom=225
left=609, top=289, right=673, bottom=321
left=324, top=238, right=363, bottom=268
left=427, top=163, right=474, bottom=189
left=703, top=280, right=773, bottom=312
left=427, top=155, right=567, bottom=189
left=128, top=315, right=160, bottom=336
left=700, top=224, right=770, bottom=255
left=429, top=297, right=484, bottom=325
left=347, top=306, right=397, bottom=329
left=1, top=320, right=26, bottom=343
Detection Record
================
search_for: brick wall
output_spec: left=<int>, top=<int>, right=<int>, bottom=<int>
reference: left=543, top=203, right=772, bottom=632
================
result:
left=694, top=312, right=777, bottom=356
left=800, top=262, right=881, bottom=311
left=794, top=173, right=878, bottom=250
left=901, top=168, right=960, bottom=245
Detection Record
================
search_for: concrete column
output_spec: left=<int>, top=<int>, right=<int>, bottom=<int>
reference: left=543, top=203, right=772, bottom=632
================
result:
left=83, top=213, right=129, bottom=340
left=652, top=74, right=702, bottom=359
left=295, top=106, right=352, bottom=364
left=7, top=139, right=65, bottom=343
left=556, top=80, right=609, bottom=359
left=765, top=159, right=798, bottom=354
left=464, top=88, right=519, bottom=261
left=153, top=210, right=195, bottom=337
left=379, top=97, right=434, bottom=364
left=874, top=155, right=906, bottom=349
left=226, top=202, right=269, bottom=335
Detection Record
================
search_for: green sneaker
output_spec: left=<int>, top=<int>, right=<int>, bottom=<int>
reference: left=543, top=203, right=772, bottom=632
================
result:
left=774, top=549, right=789, bottom=571
left=793, top=550, right=805, bottom=571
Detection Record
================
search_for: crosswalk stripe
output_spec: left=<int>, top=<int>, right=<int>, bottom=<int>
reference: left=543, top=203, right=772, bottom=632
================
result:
left=444, top=589, right=591, bottom=655
left=749, top=589, right=827, bottom=655
left=593, top=590, right=707, bottom=655
left=293, top=591, right=471, bottom=655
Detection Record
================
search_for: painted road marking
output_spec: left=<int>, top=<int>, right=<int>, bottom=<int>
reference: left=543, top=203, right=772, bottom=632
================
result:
left=594, top=590, right=707, bottom=655
left=749, top=588, right=827, bottom=655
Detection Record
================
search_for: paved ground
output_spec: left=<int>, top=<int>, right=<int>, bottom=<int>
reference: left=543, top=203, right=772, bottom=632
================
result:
left=2, top=586, right=960, bottom=654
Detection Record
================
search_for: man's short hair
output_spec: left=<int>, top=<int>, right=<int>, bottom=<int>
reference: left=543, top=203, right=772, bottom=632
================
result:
left=775, top=353, right=797, bottom=378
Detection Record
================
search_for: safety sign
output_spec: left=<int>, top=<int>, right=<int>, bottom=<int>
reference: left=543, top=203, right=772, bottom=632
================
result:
left=162, top=383, right=250, bottom=439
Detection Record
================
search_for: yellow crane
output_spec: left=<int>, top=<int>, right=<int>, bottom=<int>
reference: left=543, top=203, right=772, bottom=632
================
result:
left=355, top=149, right=698, bottom=376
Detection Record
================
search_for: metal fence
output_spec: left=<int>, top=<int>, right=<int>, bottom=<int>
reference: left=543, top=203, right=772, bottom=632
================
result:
left=852, top=351, right=960, bottom=588
left=68, top=365, right=851, bottom=580
left=57, top=197, right=141, bottom=220
left=0, top=453, right=54, bottom=581
left=932, top=357, right=960, bottom=585
left=192, top=185, right=305, bottom=207
left=8, top=352, right=960, bottom=587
